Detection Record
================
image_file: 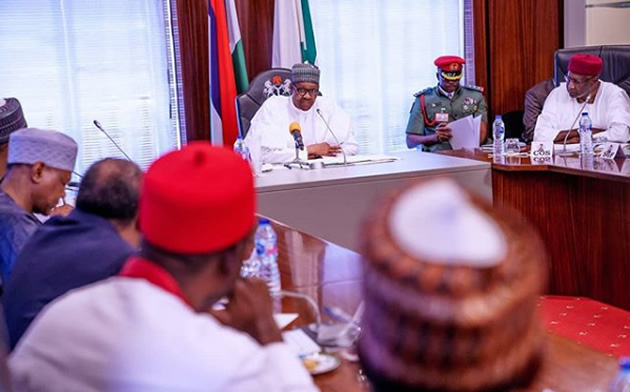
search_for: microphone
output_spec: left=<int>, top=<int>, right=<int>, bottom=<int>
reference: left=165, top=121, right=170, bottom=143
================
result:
left=316, top=109, right=347, bottom=166
left=558, top=93, right=592, bottom=157
left=289, top=122, right=304, bottom=150
left=558, top=84, right=597, bottom=156
left=278, top=290, right=360, bottom=347
left=93, top=120, right=133, bottom=161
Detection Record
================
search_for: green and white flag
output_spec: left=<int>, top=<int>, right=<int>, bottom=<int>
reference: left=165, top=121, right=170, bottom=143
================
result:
left=272, top=0, right=317, bottom=68
left=225, top=0, right=248, bottom=93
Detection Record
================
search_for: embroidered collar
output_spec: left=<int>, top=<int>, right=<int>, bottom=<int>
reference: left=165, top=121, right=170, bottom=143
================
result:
left=119, top=256, right=192, bottom=307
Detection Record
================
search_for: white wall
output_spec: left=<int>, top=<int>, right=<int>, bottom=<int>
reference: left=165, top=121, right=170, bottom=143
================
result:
left=565, top=0, right=630, bottom=47
left=586, top=0, right=630, bottom=45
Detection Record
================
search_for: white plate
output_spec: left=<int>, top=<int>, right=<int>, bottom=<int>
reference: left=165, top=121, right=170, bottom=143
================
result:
left=300, top=352, right=341, bottom=375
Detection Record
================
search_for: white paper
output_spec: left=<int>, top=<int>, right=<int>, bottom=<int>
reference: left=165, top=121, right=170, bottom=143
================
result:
left=318, top=154, right=399, bottom=166
left=448, top=115, right=481, bottom=150
left=274, top=313, right=299, bottom=329
left=282, top=329, right=321, bottom=356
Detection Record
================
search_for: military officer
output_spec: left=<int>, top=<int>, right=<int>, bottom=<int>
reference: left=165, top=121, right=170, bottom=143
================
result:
left=405, top=56, right=488, bottom=151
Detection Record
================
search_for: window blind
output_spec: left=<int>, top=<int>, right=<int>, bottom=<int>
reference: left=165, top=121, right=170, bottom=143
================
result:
left=310, top=0, right=465, bottom=154
left=0, top=0, right=180, bottom=175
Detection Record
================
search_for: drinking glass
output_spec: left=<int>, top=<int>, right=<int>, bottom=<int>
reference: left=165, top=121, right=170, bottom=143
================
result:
left=505, top=138, right=521, bottom=156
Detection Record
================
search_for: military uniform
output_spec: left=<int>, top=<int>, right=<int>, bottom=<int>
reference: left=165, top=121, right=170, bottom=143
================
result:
left=405, top=55, right=488, bottom=152
left=405, top=85, right=487, bottom=151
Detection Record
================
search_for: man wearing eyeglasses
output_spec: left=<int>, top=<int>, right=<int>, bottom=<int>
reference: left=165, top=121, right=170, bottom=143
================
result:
left=246, top=63, right=359, bottom=164
left=534, top=54, right=630, bottom=143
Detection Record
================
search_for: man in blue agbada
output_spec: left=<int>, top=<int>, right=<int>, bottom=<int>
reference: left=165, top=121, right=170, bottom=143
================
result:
left=0, top=128, right=77, bottom=290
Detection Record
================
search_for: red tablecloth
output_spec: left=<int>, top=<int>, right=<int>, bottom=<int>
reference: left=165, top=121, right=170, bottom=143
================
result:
left=539, top=296, right=630, bottom=358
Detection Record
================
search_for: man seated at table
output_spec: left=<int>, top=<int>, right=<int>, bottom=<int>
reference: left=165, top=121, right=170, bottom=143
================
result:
left=10, top=143, right=318, bottom=392
left=4, top=158, right=142, bottom=350
left=534, top=53, right=630, bottom=144
left=246, top=63, right=359, bottom=164
left=405, top=55, right=488, bottom=151
left=0, top=128, right=77, bottom=289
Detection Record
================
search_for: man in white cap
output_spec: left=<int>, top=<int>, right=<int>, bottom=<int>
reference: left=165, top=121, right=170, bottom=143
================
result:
left=246, top=63, right=359, bottom=164
left=0, top=128, right=78, bottom=287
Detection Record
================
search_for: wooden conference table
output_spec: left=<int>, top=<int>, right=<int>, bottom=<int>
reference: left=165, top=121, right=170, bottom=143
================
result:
left=442, top=149, right=630, bottom=310
left=256, top=150, right=491, bottom=253
left=271, top=219, right=618, bottom=392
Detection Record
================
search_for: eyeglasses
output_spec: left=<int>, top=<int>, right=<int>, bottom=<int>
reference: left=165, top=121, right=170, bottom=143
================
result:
left=565, top=75, right=595, bottom=87
left=295, top=87, right=319, bottom=97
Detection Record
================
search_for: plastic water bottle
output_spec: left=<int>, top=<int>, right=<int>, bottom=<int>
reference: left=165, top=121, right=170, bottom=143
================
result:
left=492, top=115, right=505, bottom=156
left=254, top=218, right=281, bottom=298
left=610, top=357, right=630, bottom=392
left=233, top=135, right=251, bottom=162
left=579, top=112, right=593, bottom=155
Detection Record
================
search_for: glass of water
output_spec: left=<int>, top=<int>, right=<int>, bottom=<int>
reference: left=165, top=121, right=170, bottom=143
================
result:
left=505, top=138, right=521, bottom=156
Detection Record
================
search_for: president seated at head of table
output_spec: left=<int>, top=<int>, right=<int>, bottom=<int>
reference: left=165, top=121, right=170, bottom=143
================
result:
left=534, top=53, right=630, bottom=144
left=245, top=63, right=359, bottom=164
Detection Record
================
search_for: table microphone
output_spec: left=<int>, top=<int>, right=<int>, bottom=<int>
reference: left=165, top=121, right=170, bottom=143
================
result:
left=93, top=120, right=133, bottom=161
left=316, top=108, right=347, bottom=166
left=289, top=122, right=305, bottom=150
left=559, top=92, right=593, bottom=157
left=278, top=290, right=357, bottom=347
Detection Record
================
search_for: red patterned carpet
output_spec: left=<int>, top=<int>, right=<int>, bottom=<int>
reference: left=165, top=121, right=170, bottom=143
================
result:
left=539, top=296, right=630, bottom=358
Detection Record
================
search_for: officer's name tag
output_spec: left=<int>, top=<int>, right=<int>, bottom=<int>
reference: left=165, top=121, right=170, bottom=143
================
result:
left=530, top=141, right=553, bottom=164
left=435, top=112, right=449, bottom=123
left=600, top=142, right=624, bottom=160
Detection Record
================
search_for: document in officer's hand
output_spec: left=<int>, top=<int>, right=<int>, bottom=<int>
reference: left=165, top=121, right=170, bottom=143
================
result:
left=449, top=115, right=481, bottom=150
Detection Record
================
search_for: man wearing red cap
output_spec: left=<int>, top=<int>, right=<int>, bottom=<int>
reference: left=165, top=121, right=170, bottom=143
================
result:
left=406, top=55, right=488, bottom=151
left=534, top=53, right=630, bottom=143
left=9, top=143, right=318, bottom=391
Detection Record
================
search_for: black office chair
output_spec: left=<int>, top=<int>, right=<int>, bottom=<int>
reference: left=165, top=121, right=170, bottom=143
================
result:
left=235, top=68, right=292, bottom=138
left=554, top=45, right=630, bottom=96
left=501, top=110, right=525, bottom=140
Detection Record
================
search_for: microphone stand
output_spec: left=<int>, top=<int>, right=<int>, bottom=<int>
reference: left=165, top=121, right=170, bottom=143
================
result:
left=93, top=120, right=133, bottom=161
left=316, top=109, right=348, bottom=166
left=283, top=140, right=310, bottom=170
left=277, top=290, right=359, bottom=347
left=557, top=92, right=593, bottom=157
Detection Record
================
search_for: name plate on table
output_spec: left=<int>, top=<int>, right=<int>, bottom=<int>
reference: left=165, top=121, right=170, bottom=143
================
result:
left=530, top=141, right=553, bottom=164
left=600, top=143, right=625, bottom=160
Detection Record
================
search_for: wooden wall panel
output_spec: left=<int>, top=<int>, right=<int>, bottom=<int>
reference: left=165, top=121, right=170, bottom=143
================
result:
left=492, top=169, right=630, bottom=310
left=474, top=0, right=563, bottom=117
left=473, top=0, right=489, bottom=94
left=235, top=0, right=275, bottom=81
left=176, top=0, right=210, bottom=142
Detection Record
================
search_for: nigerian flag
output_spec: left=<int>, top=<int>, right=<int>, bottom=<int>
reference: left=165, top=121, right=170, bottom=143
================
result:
left=225, top=0, right=248, bottom=93
left=272, top=0, right=317, bottom=68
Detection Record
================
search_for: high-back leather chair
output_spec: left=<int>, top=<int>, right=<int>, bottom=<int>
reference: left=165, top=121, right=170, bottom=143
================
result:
left=554, top=45, right=630, bottom=96
left=235, top=68, right=292, bottom=138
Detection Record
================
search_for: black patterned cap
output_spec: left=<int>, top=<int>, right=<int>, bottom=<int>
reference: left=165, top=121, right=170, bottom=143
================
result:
left=291, top=63, right=320, bottom=85
left=0, top=98, right=27, bottom=144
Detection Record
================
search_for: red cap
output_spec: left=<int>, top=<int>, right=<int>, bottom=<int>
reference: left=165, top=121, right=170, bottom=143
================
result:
left=139, top=142, right=255, bottom=254
left=568, top=54, right=603, bottom=76
left=434, top=56, right=466, bottom=80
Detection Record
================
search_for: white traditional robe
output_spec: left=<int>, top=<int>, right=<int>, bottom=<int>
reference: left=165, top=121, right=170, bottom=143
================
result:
left=245, top=95, right=359, bottom=164
left=534, top=81, right=630, bottom=143
left=9, top=278, right=318, bottom=392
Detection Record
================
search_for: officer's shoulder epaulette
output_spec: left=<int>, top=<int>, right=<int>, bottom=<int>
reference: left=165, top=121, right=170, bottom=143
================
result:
left=462, top=84, right=484, bottom=93
left=412, top=87, right=433, bottom=98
